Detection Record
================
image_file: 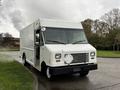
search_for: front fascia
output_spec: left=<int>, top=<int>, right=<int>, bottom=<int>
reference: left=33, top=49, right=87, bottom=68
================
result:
left=45, top=44, right=97, bottom=67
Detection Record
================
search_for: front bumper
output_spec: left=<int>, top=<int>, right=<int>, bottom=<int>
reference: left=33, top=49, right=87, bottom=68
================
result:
left=49, top=63, right=97, bottom=76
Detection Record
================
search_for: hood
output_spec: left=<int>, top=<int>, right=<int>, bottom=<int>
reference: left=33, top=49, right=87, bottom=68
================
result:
left=45, top=44, right=96, bottom=53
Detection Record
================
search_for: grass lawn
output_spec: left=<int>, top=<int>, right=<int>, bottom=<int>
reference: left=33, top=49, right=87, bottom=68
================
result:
left=0, top=54, right=34, bottom=90
left=97, top=50, right=120, bottom=58
left=0, top=47, right=19, bottom=51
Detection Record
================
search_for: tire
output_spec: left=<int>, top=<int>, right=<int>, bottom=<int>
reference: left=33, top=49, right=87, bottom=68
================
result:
left=46, top=67, right=52, bottom=79
left=80, top=70, right=89, bottom=77
left=22, top=53, right=26, bottom=66
left=41, top=63, right=46, bottom=75
left=41, top=64, right=52, bottom=80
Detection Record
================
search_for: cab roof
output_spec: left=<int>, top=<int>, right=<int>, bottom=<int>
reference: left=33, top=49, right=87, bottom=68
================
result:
left=38, top=19, right=83, bottom=29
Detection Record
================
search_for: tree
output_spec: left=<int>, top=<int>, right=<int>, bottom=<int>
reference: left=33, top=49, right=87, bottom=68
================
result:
left=81, top=9, right=120, bottom=51
left=3, top=33, right=12, bottom=38
left=104, top=29, right=120, bottom=50
left=88, top=33, right=99, bottom=48
left=101, top=8, right=120, bottom=31
left=0, top=33, right=3, bottom=40
left=0, top=33, right=13, bottom=47
left=0, top=33, right=3, bottom=46
left=93, top=19, right=109, bottom=37
left=114, top=29, right=120, bottom=51
left=81, top=19, right=93, bottom=39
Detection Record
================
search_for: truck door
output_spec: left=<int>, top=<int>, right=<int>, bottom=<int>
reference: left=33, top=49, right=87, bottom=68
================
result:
left=34, top=30, right=40, bottom=66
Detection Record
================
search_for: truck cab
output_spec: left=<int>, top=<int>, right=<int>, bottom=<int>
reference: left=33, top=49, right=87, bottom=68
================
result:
left=20, top=19, right=97, bottom=79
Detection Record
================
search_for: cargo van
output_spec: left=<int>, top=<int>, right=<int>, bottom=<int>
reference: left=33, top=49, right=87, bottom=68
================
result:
left=20, top=19, right=97, bottom=79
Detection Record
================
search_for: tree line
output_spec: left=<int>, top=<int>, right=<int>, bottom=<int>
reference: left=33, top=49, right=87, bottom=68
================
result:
left=0, top=33, right=19, bottom=48
left=82, top=8, right=120, bottom=51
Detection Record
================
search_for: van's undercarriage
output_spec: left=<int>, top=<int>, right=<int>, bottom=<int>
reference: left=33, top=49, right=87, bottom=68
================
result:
left=48, top=63, right=97, bottom=76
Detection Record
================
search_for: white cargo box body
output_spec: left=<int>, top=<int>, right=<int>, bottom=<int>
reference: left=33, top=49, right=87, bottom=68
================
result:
left=20, top=19, right=97, bottom=79
left=20, top=23, right=35, bottom=65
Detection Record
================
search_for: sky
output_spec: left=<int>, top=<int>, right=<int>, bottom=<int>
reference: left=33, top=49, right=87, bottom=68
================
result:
left=0, top=0, right=120, bottom=37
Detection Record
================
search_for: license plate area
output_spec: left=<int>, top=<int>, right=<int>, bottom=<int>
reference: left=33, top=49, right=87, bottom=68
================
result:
left=73, top=67, right=81, bottom=72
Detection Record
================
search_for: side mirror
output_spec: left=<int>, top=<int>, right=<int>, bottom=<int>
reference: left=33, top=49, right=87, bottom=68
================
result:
left=41, top=27, right=46, bottom=32
left=35, top=42, right=40, bottom=46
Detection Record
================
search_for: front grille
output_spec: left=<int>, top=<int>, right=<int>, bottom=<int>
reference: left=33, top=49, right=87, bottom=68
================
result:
left=71, top=53, right=89, bottom=63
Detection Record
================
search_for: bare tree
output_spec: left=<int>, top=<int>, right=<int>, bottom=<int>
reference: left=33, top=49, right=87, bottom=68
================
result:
left=93, top=19, right=109, bottom=37
left=101, top=8, right=120, bottom=31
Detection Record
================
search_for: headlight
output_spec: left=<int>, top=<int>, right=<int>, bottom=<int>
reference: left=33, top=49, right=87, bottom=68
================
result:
left=90, top=52, right=95, bottom=56
left=64, top=54, right=73, bottom=64
left=55, top=53, right=61, bottom=59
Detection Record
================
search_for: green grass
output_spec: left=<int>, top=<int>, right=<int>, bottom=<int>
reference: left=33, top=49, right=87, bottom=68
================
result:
left=0, top=54, right=34, bottom=90
left=0, top=54, right=14, bottom=62
left=0, top=47, right=19, bottom=51
left=97, top=50, right=120, bottom=58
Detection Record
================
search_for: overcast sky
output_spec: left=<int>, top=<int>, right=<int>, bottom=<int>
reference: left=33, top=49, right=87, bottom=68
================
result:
left=0, top=0, right=120, bottom=37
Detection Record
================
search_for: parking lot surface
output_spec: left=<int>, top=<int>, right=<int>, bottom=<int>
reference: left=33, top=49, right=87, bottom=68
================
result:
left=33, top=58, right=120, bottom=90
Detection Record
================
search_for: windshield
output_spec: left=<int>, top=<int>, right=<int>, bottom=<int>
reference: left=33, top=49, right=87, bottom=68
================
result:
left=43, top=27, right=88, bottom=44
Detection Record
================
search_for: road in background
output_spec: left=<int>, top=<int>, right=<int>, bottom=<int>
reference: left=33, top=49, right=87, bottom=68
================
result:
left=1, top=51, right=120, bottom=90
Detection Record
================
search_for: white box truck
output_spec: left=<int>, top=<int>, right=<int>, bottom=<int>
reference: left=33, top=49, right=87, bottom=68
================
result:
left=20, top=19, right=97, bottom=79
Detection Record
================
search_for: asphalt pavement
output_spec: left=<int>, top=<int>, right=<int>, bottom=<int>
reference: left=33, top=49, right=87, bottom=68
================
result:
left=1, top=51, right=120, bottom=90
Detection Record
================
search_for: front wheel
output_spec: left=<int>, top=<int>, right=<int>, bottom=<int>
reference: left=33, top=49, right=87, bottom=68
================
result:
left=80, top=71, right=89, bottom=77
left=46, top=67, right=52, bottom=79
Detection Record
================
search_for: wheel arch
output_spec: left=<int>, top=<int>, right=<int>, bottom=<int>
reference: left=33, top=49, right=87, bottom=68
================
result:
left=22, top=52, right=26, bottom=59
left=41, top=61, right=46, bottom=68
left=41, top=61, right=47, bottom=72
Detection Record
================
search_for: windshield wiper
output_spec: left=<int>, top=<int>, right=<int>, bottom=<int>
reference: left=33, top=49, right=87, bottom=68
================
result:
left=72, top=40, right=86, bottom=44
left=47, top=40, right=66, bottom=44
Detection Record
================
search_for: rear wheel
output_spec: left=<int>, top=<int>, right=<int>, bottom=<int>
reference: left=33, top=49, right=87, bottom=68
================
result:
left=22, top=53, right=26, bottom=66
left=80, top=70, right=89, bottom=77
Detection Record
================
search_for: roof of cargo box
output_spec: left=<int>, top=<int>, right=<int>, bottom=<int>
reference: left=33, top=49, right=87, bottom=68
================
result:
left=38, top=19, right=83, bottom=29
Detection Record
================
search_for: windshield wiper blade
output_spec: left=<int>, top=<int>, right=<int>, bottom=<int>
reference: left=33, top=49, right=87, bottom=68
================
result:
left=72, top=40, right=86, bottom=44
left=47, top=40, right=66, bottom=44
